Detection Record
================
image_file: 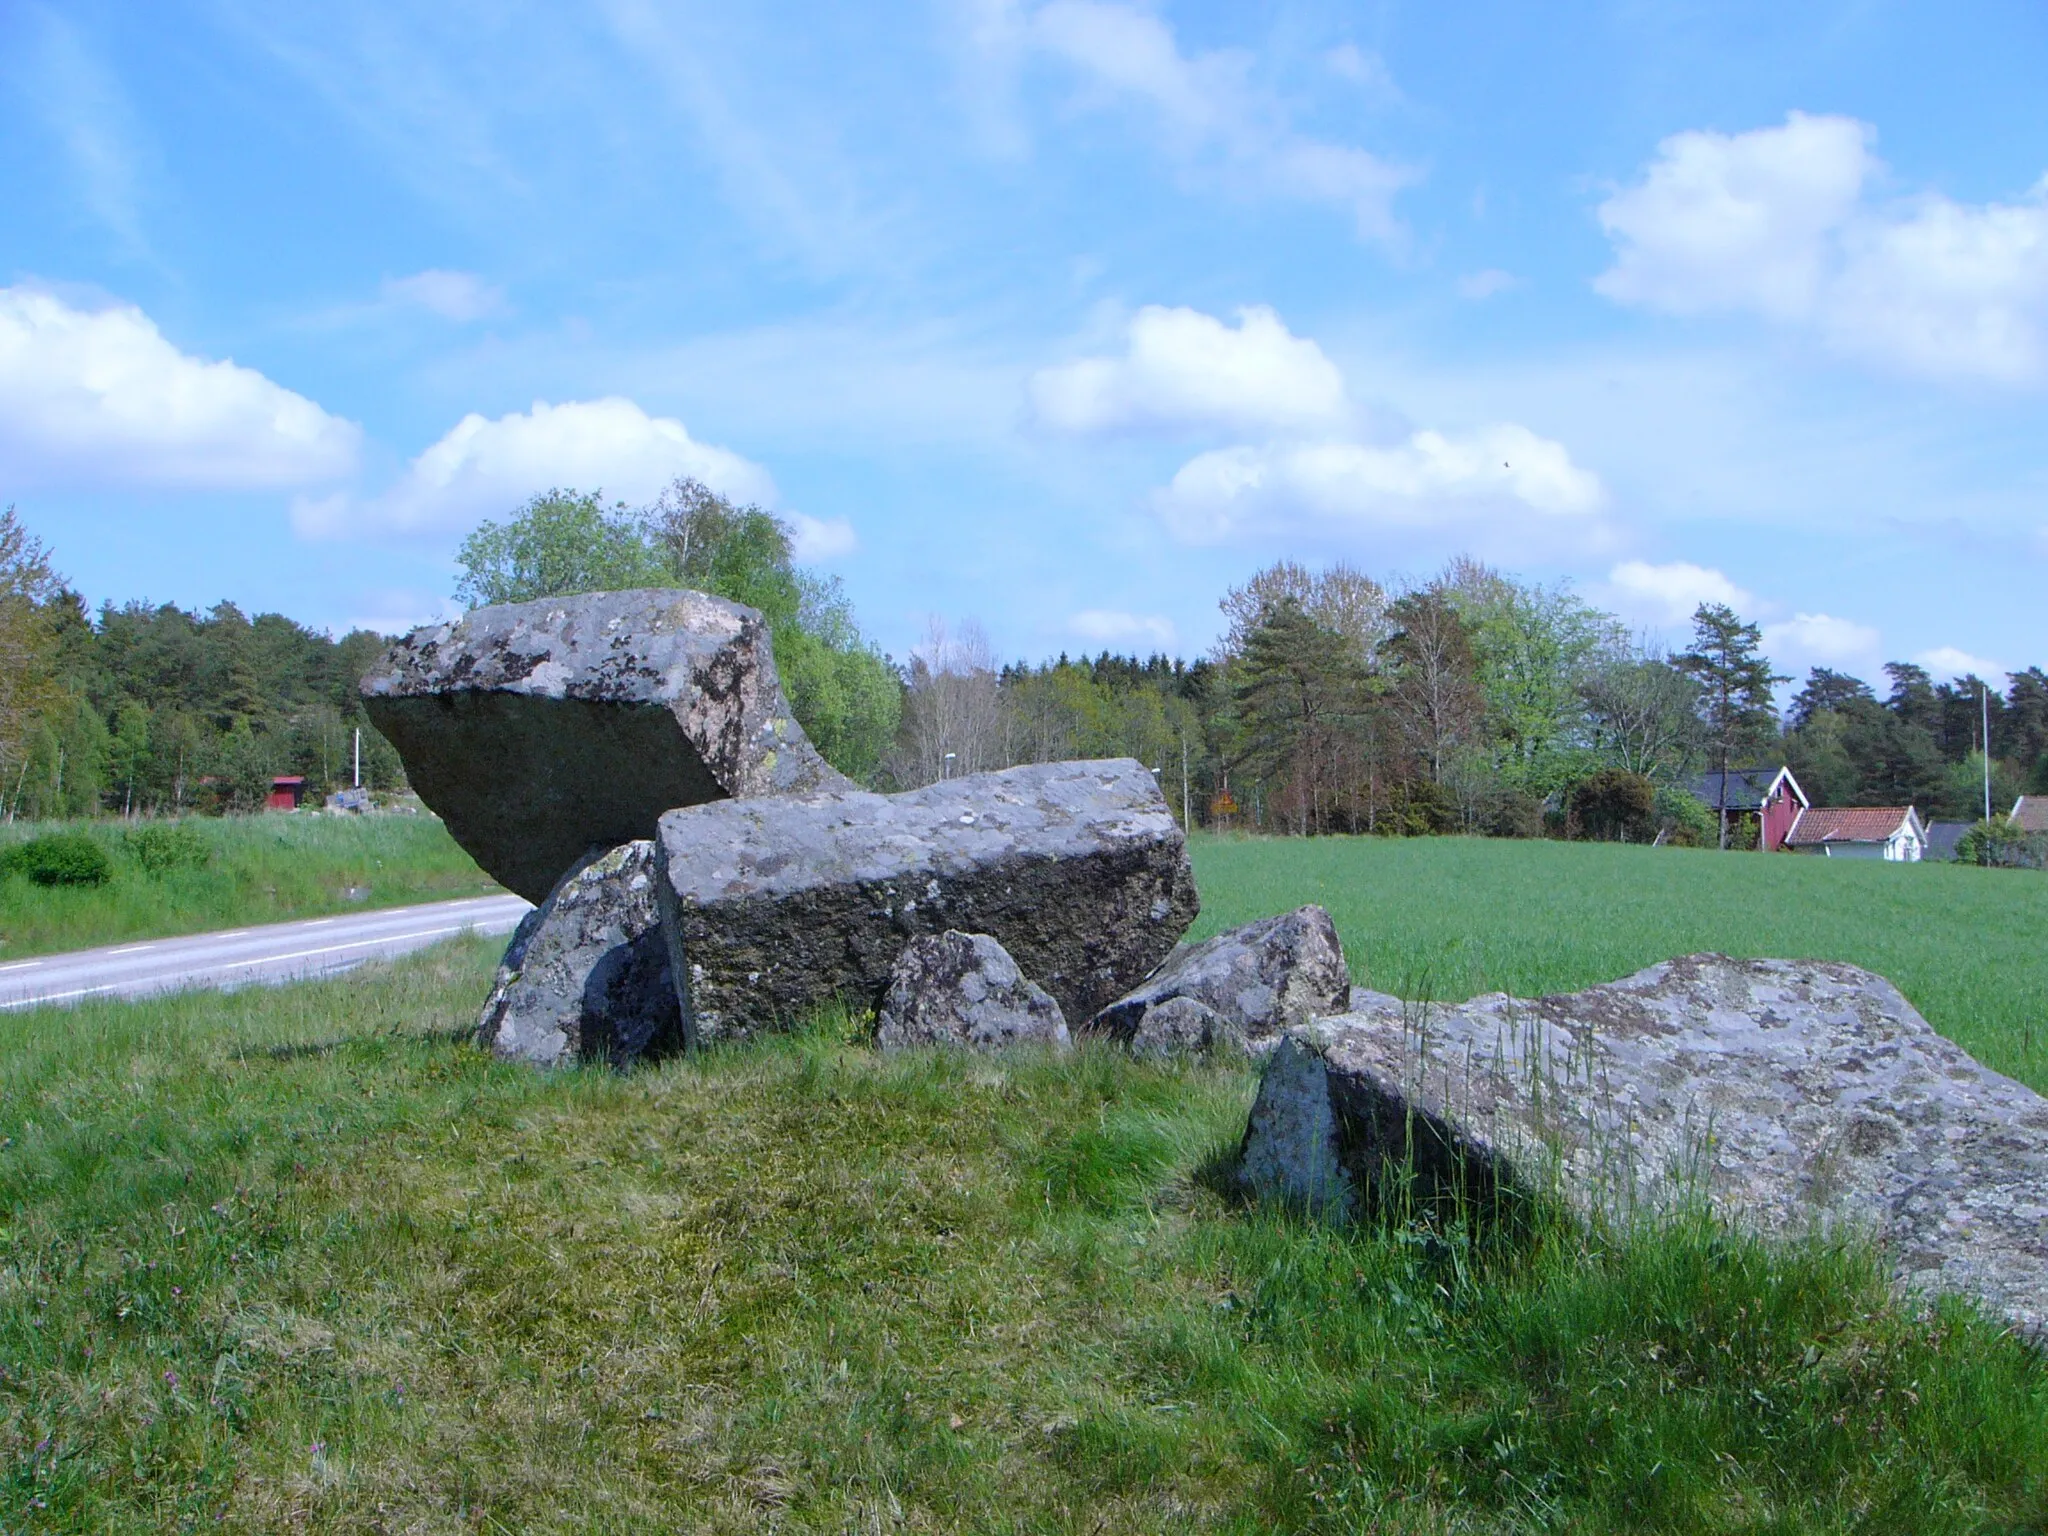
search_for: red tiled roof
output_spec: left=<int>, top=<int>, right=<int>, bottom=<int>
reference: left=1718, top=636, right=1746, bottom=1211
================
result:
left=1786, top=806, right=1914, bottom=846
left=2013, top=797, right=2048, bottom=833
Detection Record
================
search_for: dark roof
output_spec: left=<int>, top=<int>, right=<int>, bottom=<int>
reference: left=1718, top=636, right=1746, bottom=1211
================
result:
left=2013, top=796, right=2048, bottom=834
left=1690, top=766, right=1796, bottom=813
left=271, top=776, right=307, bottom=787
left=1785, top=806, right=1919, bottom=846
left=1923, top=822, right=1972, bottom=862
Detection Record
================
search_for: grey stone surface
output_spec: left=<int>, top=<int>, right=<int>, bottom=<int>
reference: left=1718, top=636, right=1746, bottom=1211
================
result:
left=361, top=588, right=849, bottom=901
left=1090, top=905, right=1348, bottom=1046
left=476, top=841, right=681, bottom=1068
left=653, top=758, right=1199, bottom=1044
left=1125, top=995, right=1244, bottom=1062
left=1240, top=953, right=2048, bottom=1338
left=874, top=931, right=1070, bottom=1052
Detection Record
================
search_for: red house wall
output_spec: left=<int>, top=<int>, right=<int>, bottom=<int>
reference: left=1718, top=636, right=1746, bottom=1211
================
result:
left=1760, top=786, right=1800, bottom=851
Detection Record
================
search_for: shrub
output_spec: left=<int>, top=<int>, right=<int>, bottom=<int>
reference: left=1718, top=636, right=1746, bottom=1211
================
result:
left=1484, top=789, right=1545, bottom=839
left=1568, top=768, right=1656, bottom=842
left=1653, top=784, right=1718, bottom=848
left=126, top=822, right=211, bottom=875
left=3, top=832, right=113, bottom=887
left=1957, top=819, right=2048, bottom=870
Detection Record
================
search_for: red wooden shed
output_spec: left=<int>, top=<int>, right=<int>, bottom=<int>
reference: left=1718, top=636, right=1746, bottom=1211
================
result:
left=267, top=776, right=308, bottom=811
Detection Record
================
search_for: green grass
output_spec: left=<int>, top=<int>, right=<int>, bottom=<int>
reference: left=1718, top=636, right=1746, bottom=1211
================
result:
left=0, top=814, right=500, bottom=959
left=3, top=830, right=2047, bottom=1531
left=1189, top=834, right=2048, bottom=1094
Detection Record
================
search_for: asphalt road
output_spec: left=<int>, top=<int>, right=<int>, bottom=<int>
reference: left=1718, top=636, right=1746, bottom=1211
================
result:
left=0, top=894, right=533, bottom=1012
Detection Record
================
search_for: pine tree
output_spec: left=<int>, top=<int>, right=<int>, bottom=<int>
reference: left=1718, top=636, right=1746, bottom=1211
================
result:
left=1674, top=603, right=1786, bottom=850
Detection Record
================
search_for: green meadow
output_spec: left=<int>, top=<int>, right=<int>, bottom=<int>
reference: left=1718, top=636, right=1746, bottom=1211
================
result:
left=0, top=837, right=2043, bottom=1531
left=0, top=814, right=500, bottom=959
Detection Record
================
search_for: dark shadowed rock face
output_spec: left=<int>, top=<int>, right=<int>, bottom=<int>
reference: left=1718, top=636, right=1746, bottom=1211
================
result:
left=360, top=588, right=849, bottom=901
left=1090, top=905, right=1349, bottom=1048
left=874, top=931, right=1070, bottom=1052
left=653, top=758, right=1199, bottom=1044
left=1239, top=954, right=2048, bottom=1340
left=476, top=841, right=680, bottom=1069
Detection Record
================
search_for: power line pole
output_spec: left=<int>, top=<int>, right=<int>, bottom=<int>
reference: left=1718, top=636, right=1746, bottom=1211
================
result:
left=1982, top=684, right=1993, bottom=824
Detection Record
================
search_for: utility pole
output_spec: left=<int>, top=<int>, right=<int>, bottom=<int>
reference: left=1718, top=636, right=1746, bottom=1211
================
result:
left=1982, top=684, right=1993, bottom=824
left=353, top=727, right=361, bottom=790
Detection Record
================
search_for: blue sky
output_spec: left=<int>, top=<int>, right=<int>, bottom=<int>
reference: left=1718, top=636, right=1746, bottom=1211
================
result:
left=3, top=1, right=2044, bottom=685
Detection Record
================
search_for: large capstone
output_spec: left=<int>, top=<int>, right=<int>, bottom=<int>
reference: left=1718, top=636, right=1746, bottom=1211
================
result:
left=653, top=758, right=1199, bottom=1044
left=1089, top=904, right=1349, bottom=1051
left=874, top=931, right=1070, bottom=1053
left=476, top=841, right=680, bottom=1068
left=361, top=588, right=849, bottom=901
left=1239, top=954, right=2048, bottom=1339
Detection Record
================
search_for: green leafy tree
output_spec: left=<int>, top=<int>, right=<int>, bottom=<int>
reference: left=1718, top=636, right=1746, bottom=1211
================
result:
left=1232, top=598, right=1368, bottom=835
left=1673, top=603, right=1786, bottom=849
left=1788, top=667, right=1875, bottom=730
left=455, top=490, right=667, bottom=607
left=1568, top=767, right=1657, bottom=842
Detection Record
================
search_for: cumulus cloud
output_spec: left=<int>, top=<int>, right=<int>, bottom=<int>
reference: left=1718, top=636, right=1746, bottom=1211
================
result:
left=1596, top=112, right=2048, bottom=383
left=1070, top=608, right=1176, bottom=646
left=787, top=512, right=858, bottom=562
left=380, top=269, right=504, bottom=322
left=1605, top=560, right=1755, bottom=625
left=1031, top=305, right=1347, bottom=435
left=295, top=397, right=772, bottom=538
left=987, top=0, right=1416, bottom=244
left=1915, top=645, right=2005, bottom=681
left=1762, top=612, right=1883, bottom=675
left=1156, top=424, right=1604, bottom=544
left=0, top=286, right=359, bottom=489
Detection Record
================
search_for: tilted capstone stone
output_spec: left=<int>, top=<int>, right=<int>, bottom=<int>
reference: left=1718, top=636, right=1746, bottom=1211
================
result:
left=874, top=931, right=1070, bottom=1053
left=653, top=758, right=1200, bottom=1045
left=1089, top=904, right=1349, bottom=1052
left=360, top=587, right=850, bottom=902
left=476, top=841, right=681, bottom=1069
left=1238, top=954, right=2048, bottom=1339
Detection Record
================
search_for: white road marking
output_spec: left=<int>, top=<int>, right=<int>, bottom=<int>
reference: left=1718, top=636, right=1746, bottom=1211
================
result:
left=0, top=961, right=40, bottom=972
left=108, top=944, right=157, bottom=955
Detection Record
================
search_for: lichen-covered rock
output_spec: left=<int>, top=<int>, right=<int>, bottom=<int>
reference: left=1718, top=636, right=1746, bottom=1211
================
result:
left=1090, top=905, right=1348, bottom=1048
left=1125, top=995, right=1244, bottom=1061
left=1240, top=953, right=2048, bottom=1339
left=476, top=841, right=680, bottom=1068
left=653, top=758, right=1199, bottom=1044
left=874, top=931, right=1070, bottom=1052
left=361, top=588, right=849, bottom=901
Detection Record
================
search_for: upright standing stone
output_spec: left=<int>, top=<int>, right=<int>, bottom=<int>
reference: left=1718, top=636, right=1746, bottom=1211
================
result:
left=1239, top=954, right=2048, bottom=1339
left=477, top=841, right=680, bottom=1068
left=360, top=588, right=849, bottom=902
left=653, top=758, right=1199, bottom=1044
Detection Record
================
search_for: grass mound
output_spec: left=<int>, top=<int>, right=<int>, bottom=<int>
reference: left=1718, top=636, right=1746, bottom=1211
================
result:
left=0, top=814, right=500, bottom=959
left=1, top=938, right=2042, bottom=1532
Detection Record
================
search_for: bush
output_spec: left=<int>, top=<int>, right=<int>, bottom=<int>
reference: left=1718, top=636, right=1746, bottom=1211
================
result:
left=1653, top=784, right=1718, bottom=848
left=1568, top=768, right=1656, bottom=842
left=1957, top=819, right=2048, bottom=870
left=3, top=832, right=113, bottom=887
left=126, top=822, right=211, bottom=875
left=1484, top=789, right=1545, bottom=839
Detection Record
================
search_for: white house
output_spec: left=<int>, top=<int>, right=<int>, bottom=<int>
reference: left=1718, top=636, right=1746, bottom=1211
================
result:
left=1783, top=805, right=1927, bottom=861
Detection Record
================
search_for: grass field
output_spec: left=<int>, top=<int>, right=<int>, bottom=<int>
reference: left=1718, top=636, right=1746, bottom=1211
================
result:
left=1190, top=834, right=2048, bottom=1094
left=0, top=814, right=500, bottom=959
left=1, top=837, right=2044, bottom=1531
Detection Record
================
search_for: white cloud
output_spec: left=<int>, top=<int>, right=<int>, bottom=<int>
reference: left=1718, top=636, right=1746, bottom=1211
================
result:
left=1596, top=112, right=2048, bottom=383
left=1031, top=305, right=1347, bottom=434
left=1457, top=269, right=1520, bottom=301
left=296, top=397, right=771, bottom=538
left=997, top=0, right=1416, bottom=244
left=1605, top=560, right=1754, bottom=625
left=0, top=286, right=360, bottom=489
left=1915, top=645, right=2004, bottom=681
left=380, top=269, right=504, bottom=321
left=1156, top=424, right=1604, bottom=544
left=1070, top=608, right=1176, bottom=646
left=787, top=512, right=858, bottom=562
left=1762, top=612, right=1883, bottom=674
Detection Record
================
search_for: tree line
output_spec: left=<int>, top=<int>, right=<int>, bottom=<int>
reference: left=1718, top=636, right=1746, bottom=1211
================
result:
left=4, top=492, right=2042, bottom=844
